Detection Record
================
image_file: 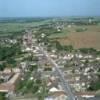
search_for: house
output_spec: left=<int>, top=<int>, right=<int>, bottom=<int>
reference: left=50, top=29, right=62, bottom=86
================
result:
left=0, top=83, right=15, bottom=93
left=0, top=68, right=14, bottom=82
left=0, top=73, right=21, bottom=93
left=3, top=68, right=12, bottom=74
left=7, top=73, right=20, bottom=85
left=76, top=92, right=95, bottom=98
left=75, top=54, right=83, bottom=59
left=12, top=68, right=21, bottom=73
left=88, top=97, right=100, bottom=100
left=96, top=57, right=100, bottom=61
left=24, top=47, right=33, bottom=52
left=49, top=87, right=59, bottom=93
left=0, top=73, right=14, bottom=82
left=45, top=94, right=68, bottom=100
left=41, top=33, right=46, bottom=38
left=20, top=62, right=27, bottom=69
left=46, top=87, right=68, bottom=100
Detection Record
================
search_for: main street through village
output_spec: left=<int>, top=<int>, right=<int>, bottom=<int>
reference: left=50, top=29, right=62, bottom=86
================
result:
left=31, top=33, right=77, bottom=100
left=38, top=45, right=76, bottom=100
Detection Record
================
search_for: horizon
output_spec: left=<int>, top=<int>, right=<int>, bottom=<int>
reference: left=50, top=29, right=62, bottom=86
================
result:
left=0, top=16, right=100, bottom=19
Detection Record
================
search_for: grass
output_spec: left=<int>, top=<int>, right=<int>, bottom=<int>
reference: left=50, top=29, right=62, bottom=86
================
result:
left=0, top=20, right=50, bottom=36
left=49, top=28, right=70, bottom=38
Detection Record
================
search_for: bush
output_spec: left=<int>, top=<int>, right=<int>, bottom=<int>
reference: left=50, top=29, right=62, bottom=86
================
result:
left=88, top=81, right=100, bottom=91
left=0, top=93, right=6, bottom=100
left=63, top=45, right=73, bottom=52
left=79, top=48, right=97, bottom=54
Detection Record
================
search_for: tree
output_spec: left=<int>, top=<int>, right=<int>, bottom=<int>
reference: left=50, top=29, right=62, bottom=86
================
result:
left=55, top=41, right=63, bottom=51
left=0, top=62, right=7, bottom=71
left=88, top=81, right=100, bottom=91
left=6, top=58, right=17, bottom=68
left=0, top=43, right=22, bottom=61
left=32, top=85, right=39, bottom=94
left=0, top=93, right=5, bottom=100
left=0, top=64, right=4, bottom=71
left=63, top=45, right=73, bottom=52
left=79, top=48, right=97, bottom=54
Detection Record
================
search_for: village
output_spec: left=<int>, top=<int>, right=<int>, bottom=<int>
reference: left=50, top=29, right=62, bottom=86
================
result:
left=0, top=21, right=100, bottom=100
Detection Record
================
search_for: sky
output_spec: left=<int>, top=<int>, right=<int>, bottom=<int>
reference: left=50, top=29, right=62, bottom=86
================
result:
left=0, top=0, right=100, bottom=17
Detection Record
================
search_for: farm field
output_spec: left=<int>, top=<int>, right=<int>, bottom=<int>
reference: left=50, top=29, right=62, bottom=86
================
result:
left=49, top=28, right=70, bottom=38
left=0, top=18, right=50, bottom=36
left=51, top=25, right=100, bottom=50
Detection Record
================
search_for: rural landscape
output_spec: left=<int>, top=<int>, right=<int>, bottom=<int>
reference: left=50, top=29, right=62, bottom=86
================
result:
left=0, top=0, right=100, bottom=100
left=0, top=17, right=100, bottom=100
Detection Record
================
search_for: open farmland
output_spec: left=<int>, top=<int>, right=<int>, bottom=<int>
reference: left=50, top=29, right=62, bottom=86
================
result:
left=0, top=18, right=51, bottom=37
left=51, top=25, right=100, bottom=50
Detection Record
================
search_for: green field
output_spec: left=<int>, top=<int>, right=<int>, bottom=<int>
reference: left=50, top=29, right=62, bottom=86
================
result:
left=0, top=19, right=50, bottom=36
left=49, top=28, right=70, bottom=38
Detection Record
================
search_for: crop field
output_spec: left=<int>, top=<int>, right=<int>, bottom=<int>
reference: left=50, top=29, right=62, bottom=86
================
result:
left=0, top=18, right=50, bottom=36
left=51, top=25, right=100, bottom=50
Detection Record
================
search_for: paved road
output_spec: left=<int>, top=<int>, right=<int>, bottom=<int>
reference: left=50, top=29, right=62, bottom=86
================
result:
left=38, top=46, right=76, bottom=100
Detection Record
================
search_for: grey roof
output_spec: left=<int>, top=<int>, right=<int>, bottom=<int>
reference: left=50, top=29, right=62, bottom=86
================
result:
left=88, top=97, right=100, bottom=100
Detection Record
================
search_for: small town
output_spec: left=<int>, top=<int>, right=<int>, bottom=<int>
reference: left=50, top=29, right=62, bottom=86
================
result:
left=0, top=19, right=100, bottom=100
left=0, top=0, right=100, bottom=100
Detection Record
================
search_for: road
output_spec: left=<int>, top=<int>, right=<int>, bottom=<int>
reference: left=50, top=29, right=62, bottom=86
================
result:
left=38, top=45, right=76, bottom=100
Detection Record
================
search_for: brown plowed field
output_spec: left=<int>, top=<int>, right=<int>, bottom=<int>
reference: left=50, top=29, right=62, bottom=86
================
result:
left=55, top=25, right=100, bottom=50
